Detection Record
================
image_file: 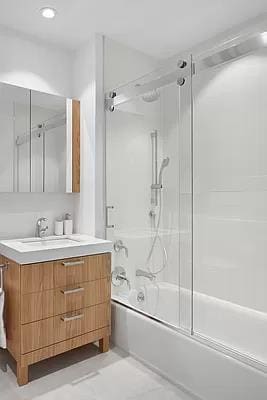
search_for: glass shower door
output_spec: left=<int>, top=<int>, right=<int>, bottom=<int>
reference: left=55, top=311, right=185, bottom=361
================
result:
left=105, top=62, right=193, bottom=332
left=193, top=45, right=267, bottom=365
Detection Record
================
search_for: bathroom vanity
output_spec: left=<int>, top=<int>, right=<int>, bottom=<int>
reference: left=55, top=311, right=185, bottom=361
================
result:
left=0, top=235, right=112, bottom=385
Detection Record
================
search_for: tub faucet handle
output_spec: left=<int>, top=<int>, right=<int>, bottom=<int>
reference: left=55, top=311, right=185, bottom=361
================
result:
left=114, top=240, right=128, bottom=258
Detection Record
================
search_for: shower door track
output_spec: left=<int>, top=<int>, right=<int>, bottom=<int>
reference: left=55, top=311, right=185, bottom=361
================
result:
left=106, top=31, right=267, bottom=110
left=112, top=298, right=267, bottom=374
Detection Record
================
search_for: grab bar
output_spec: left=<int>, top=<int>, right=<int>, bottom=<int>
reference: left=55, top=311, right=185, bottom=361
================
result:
left=106, top=206, right=114, bottom=228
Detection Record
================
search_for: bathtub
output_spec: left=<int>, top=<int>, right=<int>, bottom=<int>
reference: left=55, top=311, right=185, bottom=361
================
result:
left=112, top=282, right=267, bottom=400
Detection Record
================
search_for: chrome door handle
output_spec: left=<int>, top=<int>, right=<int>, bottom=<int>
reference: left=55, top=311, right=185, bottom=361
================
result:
left=106, top=205, right=114, bottom=228
left=60, top=287, right=85, bottom=295
left=61, top=260, right=85, bottom=267
left=61, top=313, right=84, bottom=322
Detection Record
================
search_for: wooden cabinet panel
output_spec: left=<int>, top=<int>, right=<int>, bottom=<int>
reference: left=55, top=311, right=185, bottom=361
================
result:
left=3, top=251, right=111, bottom=385
left=21, top=303, right=110, bottom=354
left=20, top=278, right=110, bottom=324
left=21, top=262, right=54, bottom=294
left=21, top=291, right=54, bottom=324
left=54, top=303, right=110, bottom=343
left=54, top=278, right=110, bottom=315
left=54, top=254, right=111, bottom=288
left=21, top=317, right=54, bottom=354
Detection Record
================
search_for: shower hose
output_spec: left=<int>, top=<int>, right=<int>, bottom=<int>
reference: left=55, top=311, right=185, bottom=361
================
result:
left=146, top=189, right=168, bottom=275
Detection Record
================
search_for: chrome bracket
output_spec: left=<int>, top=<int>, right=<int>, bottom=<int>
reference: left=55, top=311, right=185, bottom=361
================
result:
left=105, top=91, right=117, bottom=112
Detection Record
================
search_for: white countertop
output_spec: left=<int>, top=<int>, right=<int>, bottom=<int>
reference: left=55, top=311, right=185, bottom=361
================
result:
left=0, top=234, right=112, bottom=264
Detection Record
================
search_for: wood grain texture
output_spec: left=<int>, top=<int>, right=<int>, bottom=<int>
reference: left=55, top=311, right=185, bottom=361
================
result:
left=3, top=257, right=21, bottom=361
left=21, top=290, right=54, bottom=324
left=1, top=252, right=111, bottom=385
left=21, top=278, right=110, bottom=323
left=20, top=326, right=110, bottom=367
left=21, top=317, right=54, bottom=354
left=54, top=254, right=111, bottom=288
left=17, top=363, right=28, bottom=386
left=21, top=262, right=53, bottom=294
left=99, top=336, right=110, bottom=353
left=54, top=278, right=110, bottom=315
left=72, top=99, right=80, bottom=193
left=21, top=303, right=110, bottom=354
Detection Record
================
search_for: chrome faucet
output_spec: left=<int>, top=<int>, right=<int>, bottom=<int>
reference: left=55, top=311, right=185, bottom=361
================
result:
left=111, top=266, right=131, bottom=289
left=114, top=240, right=128, bottom=258
left=136, top=269, right=156, bottom=281
left=36, top=217, right=48, bottom=238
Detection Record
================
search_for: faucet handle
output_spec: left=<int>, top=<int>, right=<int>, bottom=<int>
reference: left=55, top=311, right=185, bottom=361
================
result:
left=36, top=217, right=48, bottom=237
left=113, top=240, right=128, bottom=258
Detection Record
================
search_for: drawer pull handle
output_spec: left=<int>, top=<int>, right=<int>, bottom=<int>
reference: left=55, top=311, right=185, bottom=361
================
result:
left=61, top=287, right=85, bottom=295
left=62, top=261, right=85, bottom=267
left=61, top=313, right=84, bottom=322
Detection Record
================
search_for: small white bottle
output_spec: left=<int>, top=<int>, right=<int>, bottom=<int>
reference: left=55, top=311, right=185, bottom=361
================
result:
left=64, top=213, right=73, bottom=235
left=54, top=219, right=63, bottom=236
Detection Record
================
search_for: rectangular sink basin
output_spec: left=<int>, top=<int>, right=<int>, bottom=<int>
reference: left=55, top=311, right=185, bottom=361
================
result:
left=0, top=234, right=112, bottom=264
left=19, top=237, right=81, bottom=248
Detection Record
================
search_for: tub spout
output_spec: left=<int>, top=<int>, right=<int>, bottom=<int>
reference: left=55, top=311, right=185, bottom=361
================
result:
left=136, top=269, right=156, bottom=281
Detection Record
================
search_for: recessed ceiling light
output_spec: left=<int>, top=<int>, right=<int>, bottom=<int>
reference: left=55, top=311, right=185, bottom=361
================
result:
left=40, top=7, right=57, bottom=19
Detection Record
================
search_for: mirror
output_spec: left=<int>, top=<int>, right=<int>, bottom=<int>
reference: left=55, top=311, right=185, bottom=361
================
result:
left=0, top=82, right=80, bottom=193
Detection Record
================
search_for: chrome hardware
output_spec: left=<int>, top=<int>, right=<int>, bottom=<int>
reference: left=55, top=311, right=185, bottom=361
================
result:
left=109, top=91, right=117, bottom=98
left=61, top=313, right=84, bottom=322
left=60, top=287, right=85, bottom=295
left=61, top=260, right=85, bottom=267
left=0, top=263, right=8, bottom=291
left=106, top=205, right=114, bottom=228
left=177, top=77, right=186, bottom=86
left=137, top=290, right=145, bottom=303
left=114, top=240, right=128, bottom=258
left=136, top=269, right=156, bottom=281
left=111, top=266, right=131, bottom=289
left=0, top=264, right=8, bottom=271
left=36, top=217, right=48, bottom=238
left=177, top=59, right=187, bottom=68
left=105, top=92, right=116, bottom=112
left=151, top=183, right=162, bottom=190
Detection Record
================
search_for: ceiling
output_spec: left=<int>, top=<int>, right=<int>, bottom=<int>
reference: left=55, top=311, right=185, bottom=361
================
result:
left=0, top=0, right=267, bottom=58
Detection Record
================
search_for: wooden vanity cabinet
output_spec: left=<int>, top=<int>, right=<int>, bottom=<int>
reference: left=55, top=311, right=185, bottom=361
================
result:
left=2, top=253, right=111, bottom=385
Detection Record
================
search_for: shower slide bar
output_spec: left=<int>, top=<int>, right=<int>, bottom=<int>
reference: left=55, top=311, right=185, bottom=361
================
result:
left=106, top=32, right=267, bottom=109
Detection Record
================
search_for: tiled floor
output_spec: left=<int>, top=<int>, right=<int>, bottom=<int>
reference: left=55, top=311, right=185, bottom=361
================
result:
left=0, top=345, right=194, bottom=400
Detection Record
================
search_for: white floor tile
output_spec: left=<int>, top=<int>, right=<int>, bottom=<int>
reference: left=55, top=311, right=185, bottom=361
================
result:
left=0, top=346, right=194, bottom=400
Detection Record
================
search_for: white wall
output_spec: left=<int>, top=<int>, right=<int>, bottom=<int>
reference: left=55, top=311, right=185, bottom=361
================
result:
left=0, top=27, right=76, bottom=238
left=72, top=35, right=106, bottom=236
left=193, top=48, right=267, bottom=314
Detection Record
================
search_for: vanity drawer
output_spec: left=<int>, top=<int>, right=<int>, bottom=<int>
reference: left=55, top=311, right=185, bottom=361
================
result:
left=21, top=262, right=54, bottom=294
left=21, top=290, right=54, bottom=324
left=21, top=302, right=110, bottom=354
left=21, top=278, right=110, bottom=324
left=54, top=302, right=110, bottom=344
left=54, top=278, right=110, bottom=315
left=53, top=254, right=111, bottom=288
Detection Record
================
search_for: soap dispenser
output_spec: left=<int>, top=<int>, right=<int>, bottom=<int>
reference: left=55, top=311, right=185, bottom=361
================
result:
left=64, top=213, right=73, bottom=235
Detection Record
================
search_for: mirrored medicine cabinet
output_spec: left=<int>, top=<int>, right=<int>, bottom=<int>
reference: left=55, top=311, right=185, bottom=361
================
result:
left=0, top=81, right=80, bottom=193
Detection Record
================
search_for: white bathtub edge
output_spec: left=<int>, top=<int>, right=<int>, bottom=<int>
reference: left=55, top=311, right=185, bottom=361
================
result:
left=111, top=302, right=267, bottom=400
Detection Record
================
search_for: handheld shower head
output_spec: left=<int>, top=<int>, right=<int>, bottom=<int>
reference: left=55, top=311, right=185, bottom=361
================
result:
left=161, top=157, right=170, bottom=168
left=158, top=157, right=170, bottom=186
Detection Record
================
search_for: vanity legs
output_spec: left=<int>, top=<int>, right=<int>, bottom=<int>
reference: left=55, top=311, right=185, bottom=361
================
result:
left=17, top=363, right=28, bottom=386
left=99, top=336, right=109, bottom=353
